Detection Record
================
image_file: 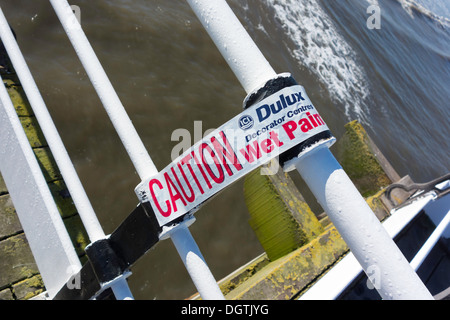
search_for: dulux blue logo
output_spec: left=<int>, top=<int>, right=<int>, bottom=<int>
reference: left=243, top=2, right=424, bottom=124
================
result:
left=256, top=92, right=305, bottom=122
left=238, top=115, right=254, bottom=130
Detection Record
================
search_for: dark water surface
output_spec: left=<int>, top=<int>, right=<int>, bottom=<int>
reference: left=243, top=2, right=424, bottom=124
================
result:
left=1, top=0, right=448, bottom=299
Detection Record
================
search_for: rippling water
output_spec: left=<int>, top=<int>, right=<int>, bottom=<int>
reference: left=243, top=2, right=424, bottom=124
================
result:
left=1, top=0, right=448, bottom=299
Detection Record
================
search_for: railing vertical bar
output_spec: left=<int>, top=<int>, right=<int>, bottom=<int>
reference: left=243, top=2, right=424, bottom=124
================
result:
left=0, top=7, right=104, bottom=243
left=48, top=0, right=157, bottom=181
left=168, top=221, right=226, bottom=300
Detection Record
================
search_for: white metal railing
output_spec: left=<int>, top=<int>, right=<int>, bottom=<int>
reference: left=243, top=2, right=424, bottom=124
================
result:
left=0, top=6, right=132, bottom=300
left=49, top=1, right=157, bottom=180
left=0, top=8, right=103, bottom=244
left=48, top=0, right=224, bottom=300
left=0, top=1, right=223, bottom=300
left=185, top=0, right=433, bottom=300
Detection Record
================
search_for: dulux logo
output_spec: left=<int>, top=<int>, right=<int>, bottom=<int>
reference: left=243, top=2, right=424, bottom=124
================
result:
left=238, top=115, right=254, bottom=130
left=256, top=92, right=305, bottom=122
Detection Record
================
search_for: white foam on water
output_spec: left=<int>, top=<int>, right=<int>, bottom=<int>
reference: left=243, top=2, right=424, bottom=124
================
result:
left=264, top=0, right=370, bottom=122
left=394, top=0, right=450, bottom=26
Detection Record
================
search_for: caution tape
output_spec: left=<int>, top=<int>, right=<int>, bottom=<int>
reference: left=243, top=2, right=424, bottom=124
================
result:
left=135, top=74, right=334, bottom=227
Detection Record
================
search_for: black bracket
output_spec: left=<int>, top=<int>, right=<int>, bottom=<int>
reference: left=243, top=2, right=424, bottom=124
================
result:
left=53, top=203, right=161, bottom=300
left=84, top=238, right=128, bottom=285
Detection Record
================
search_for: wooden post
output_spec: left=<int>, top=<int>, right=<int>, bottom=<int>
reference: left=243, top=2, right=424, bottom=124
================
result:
left=335, top=120, right=400, bottom=197
left=244, top=159, right=323, bottom=261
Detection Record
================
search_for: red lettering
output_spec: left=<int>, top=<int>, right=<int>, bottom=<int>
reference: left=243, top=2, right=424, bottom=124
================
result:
left=269, top=131, right=284, bottom=147
left=191, top=150, right=213, bottom=190
left=149, top=179, right=171, bottom=217
left=299, top=118, right=313, bottom=132
left=240, top=140, right=262, bottom=163
left=200, top=143, right=224, bottom=184
left=164, top=171, right=187, bottom=213
left=261, top=139, right=273, bottom=153
left=211, top=131, right=243, bottom=176
left=181, top=154, right=205, bottom=194
left=314, top=113, right=325, bottom=126
left=306, top=112, right=318, bottom=127
left=173, top=165, right=195, bottom=203
left=282, top=120, right=297, bottom=140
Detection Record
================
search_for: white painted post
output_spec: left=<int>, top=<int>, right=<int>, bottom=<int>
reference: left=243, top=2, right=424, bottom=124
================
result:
left=0, top=76, right=81, bottom=298
left=296, top=147, right=433, bottom=299
left=160, top=217, right=225, bottom=300
left=0, top=7, right=104, bottom=243
left=109, top=274, right=134, bottom=300
left=185, top=0, right=433, bottom=300
left=0, top=7, right=133, bottom=300
left=49, top=0, right=224, bottom=300
left=48, top=0, right=157, bottom=181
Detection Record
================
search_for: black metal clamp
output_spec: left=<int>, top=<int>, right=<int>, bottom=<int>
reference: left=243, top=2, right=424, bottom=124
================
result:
left=53, top=203, right=162, bottom=300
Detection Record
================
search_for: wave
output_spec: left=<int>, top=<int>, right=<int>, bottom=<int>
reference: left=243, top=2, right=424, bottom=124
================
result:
left=263, top=0, right=370, bottom=122
left=394, top=0, right=450, bottom=27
